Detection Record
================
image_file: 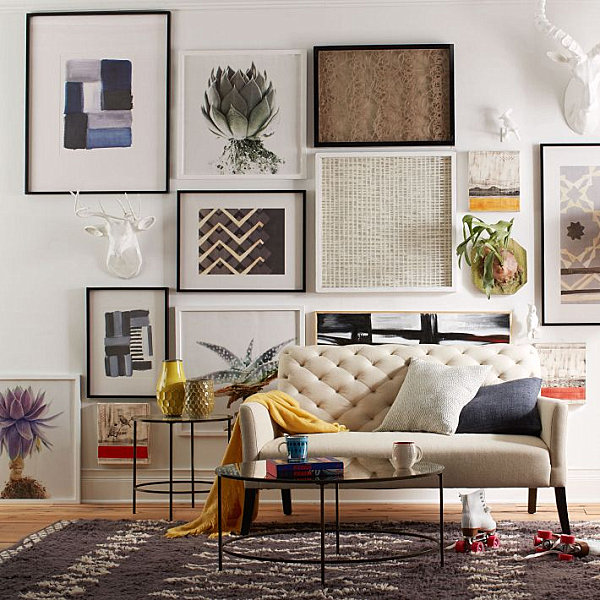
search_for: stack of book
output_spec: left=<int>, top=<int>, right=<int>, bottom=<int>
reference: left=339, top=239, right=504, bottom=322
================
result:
left=266, top=457, right=344, bottom=479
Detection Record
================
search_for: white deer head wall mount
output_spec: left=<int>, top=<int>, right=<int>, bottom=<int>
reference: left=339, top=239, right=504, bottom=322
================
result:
left=72, top=191, right=156, bottom=279
left=536, top=0, right=600, bottom=135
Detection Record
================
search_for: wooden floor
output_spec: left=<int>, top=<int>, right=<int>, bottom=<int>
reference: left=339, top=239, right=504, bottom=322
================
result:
left=1, top=502, right=599, bottom=550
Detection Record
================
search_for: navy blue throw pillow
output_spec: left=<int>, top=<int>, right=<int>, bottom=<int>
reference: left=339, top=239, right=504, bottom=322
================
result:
left=456, top=377, right=542, bottom=436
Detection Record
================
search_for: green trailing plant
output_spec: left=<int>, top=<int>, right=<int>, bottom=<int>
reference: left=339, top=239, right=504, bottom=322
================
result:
left=456, top=215, right=518, bottom=298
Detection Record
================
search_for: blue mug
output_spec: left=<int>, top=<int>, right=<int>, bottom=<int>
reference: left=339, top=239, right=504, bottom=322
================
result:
left=278, top=434, right=308, bottom=463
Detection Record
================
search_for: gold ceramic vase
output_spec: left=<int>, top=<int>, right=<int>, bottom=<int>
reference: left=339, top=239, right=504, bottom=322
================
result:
left=156, top=360, right=186, bottom=417
left=184, top=378, right=215, bottom=418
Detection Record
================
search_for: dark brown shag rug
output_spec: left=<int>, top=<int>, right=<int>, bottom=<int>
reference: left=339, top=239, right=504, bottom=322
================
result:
left=1, top=519, right=599, bottom=599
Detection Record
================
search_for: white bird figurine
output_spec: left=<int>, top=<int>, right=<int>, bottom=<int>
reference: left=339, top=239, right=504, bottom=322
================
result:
left=527, top=304, right=540, bottom=340
left=499, top=109, right=521, bottom=142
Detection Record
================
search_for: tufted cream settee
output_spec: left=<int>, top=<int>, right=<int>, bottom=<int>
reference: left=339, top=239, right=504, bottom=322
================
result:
left=239, top=343, right=570, bottom=533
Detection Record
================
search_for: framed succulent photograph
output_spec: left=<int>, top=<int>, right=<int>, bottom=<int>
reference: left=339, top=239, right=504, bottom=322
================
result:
left=86, top=287, right=169, bottom=398
left=177, top=190, right=306, bottom=292
left=541, top=143, right=600, bottom=325
left=316, top=151, right=456, bottom=292
left=179, top=50, right=306, bottom=178
left=175, top=306, right=304, bottom=435
left=0, top=375, right=80, bottom=503
left=314, top=44, right=455, bottom=147
left=25, top=11, right=170, bottom=194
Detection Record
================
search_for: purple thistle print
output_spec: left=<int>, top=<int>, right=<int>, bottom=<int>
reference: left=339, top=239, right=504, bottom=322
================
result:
left=0, top=386, right=60, bottom=460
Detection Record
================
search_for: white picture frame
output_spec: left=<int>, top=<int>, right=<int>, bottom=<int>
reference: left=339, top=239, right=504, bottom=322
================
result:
left=175, top=306, right=304, bottom=435
left=178, top=49, right=306, bottom=179
left=316, top=151, right=456, bottom=293
left=0, top=375, right=80, bottom=503
left=25, top=11, right=170, bottom=194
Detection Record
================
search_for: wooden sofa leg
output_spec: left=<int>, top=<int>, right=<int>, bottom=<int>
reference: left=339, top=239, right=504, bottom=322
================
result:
left=528, top=488, right=537, bottom=514
left=281, top=489, right=292, bottom=515
left=554, top=487, right=571, bottom=535
left=240, top=488, right=258, bottom=536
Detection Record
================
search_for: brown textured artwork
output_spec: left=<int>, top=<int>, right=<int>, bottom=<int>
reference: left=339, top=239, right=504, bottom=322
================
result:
left=315, top=45, right=454, bottom=145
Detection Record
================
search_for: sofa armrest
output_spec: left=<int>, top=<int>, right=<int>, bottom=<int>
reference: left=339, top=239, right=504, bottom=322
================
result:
left=239, top=402, right=277, bottom=462
left=537, top=396, right=569, bottom=487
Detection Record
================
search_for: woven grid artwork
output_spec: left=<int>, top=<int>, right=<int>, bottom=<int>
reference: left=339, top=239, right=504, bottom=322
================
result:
left=318, top=154, right=453, bottom=291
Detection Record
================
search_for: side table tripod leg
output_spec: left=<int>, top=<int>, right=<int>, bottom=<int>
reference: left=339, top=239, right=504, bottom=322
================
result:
left=169, top=422, right=174, bottom=522
left=335, top=483, right=340, bottom=554
left=218, top=476, right=223, bottom=571
left=132, top=420, right=137, bottom=514
left=439, top=473, right=444, bottom=567
left=191, top=423, right=195, bottom=508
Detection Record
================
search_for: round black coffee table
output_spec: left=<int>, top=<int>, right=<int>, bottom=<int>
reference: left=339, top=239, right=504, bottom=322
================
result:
left=215, top=459, right=444, bottom=586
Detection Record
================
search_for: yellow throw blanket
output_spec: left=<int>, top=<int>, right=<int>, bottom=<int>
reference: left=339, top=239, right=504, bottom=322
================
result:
left=166, top=390, right=347, bottom=538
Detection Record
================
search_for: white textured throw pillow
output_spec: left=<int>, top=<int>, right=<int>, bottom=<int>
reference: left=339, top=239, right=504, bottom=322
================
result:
left=375, top=359, right=491, bottom=435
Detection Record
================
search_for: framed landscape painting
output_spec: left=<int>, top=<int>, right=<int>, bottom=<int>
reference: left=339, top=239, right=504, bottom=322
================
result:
left=86, top=287, right=168, bottom=398
left=534, top=342, right=586, bottom=403
left=541, top=144, right=600, bottom=324
left=177, top=190, right=305, bottom=292
left=25, top=11, right=170, bottom=193
left=175, top=306, right=304, bottom=434
left=179, top=50, right=306, bottom=178
left=0, top=375, right=80, bottom=503
left=314, top=44, right=454, bottom=146
left=468, top=151, right=520, bottom=212
left=316, top=152, right=455, bottom=292
left=315, top=311, right=511, bottom=345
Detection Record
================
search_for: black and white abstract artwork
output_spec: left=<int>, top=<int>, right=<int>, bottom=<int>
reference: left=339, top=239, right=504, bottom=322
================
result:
left=104, top=310, right=153, bottom=377
left=316, top=311, right=511, bottom=346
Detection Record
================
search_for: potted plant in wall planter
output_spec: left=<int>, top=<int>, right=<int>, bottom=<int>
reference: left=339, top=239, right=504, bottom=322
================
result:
left=456, top=215, right=527, bottom=298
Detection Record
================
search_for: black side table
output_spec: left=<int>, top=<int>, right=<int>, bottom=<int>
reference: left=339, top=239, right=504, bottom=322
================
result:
left=132, top=414, right=233, bottom=521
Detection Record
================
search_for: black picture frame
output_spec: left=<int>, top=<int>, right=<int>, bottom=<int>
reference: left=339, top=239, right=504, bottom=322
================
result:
left=177, top=189, right=306, bottom=292
left=540, top=143, right=600, bottom=325
left=313, top=44, right=455, bottom=147
left=86, top=287, right=169, bottom=399
left=25, top=11, right=171, bottom=194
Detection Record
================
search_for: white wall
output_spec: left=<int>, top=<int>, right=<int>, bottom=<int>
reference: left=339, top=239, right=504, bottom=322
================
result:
left=1, top=0, right=599, bottom=505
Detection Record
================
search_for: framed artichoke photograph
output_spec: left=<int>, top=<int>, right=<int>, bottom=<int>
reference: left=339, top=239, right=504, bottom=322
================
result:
left=0, top=375, right=80, bottom=503
left=177, top=190, right=306, bottom=292
left=175, top=306, right=304, bottom=435
left=179, top=50, right=306, bottom=179
left=314, top=44, right=455, bottom=147
left=541, top=143, right=600, bottom=325
left=25, top=11, right=170, bottom=194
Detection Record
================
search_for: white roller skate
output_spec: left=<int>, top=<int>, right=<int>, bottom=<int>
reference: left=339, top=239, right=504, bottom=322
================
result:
left=455, top=489, right=499, bottom=553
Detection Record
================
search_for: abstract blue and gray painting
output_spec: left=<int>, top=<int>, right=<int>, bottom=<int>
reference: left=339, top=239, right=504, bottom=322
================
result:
left=104, top=309, right=153, bottom=378
left=64, top=59, right=133, bottom=150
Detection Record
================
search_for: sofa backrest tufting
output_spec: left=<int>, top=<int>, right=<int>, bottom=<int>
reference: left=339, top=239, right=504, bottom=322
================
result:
left=277, top=344, right=541, bottom=432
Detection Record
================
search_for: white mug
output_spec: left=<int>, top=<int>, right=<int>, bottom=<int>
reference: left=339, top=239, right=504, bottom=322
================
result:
left=391, top=441, right=423, bottom=470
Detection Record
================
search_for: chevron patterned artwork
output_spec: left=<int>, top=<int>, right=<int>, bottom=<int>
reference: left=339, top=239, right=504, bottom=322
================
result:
left=198, top=208, right=285, bottom=275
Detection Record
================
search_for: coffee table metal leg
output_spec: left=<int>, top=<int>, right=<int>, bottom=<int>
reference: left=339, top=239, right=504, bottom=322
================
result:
left=191, top=423, right=195, bottom=508
left=169, top=421, right=174, bottom=521
left=320, top=484, right=326, bottom=586
left=439, top=472, right=444, bottom=567
left=132, top=420, right=137, bottom=514
left=218, top=475, right=223, bottom=571
left=335, top=483, right=340, bottom=554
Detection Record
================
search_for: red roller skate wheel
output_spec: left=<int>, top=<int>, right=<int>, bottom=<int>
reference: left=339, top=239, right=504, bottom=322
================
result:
left=533, top=535, right=543, bottom=546
left=560, top=534, right=576, bottom=545
left=487, top=535, right=500, bottom=549
left=537, top=530, right=553, bottom=540
left=455, top=540, right=467, bottom=553
left=471, top=541, right=485, bottom=553
left=558, top=553, right=574, bottom=562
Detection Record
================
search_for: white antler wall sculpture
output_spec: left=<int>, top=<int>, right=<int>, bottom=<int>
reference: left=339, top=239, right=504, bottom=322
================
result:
left=72, top=191, right=156, bottom=279
left=535, top=0, right=600, bottom=134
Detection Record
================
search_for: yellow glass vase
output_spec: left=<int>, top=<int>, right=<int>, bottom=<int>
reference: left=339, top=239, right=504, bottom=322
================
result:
left=156, top=359, right=186, bottom=417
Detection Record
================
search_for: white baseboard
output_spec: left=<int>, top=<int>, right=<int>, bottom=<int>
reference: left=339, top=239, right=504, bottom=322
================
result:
left=81, top=468, right=600, bottom=505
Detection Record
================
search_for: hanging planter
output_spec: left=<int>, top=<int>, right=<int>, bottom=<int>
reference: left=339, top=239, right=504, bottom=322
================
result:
left=456, top=215, right=527, bottom=298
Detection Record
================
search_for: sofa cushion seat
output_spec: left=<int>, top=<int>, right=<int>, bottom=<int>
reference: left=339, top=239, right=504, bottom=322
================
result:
left=258, top=431, right=551, bottom=488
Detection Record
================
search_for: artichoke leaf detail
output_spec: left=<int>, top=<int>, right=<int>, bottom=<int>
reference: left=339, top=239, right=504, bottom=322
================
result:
left=202, top=62, right=284, bottom=174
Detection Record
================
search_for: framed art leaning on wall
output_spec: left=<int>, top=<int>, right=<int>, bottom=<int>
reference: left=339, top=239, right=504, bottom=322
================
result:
left=25, top=11, right=170, bottom=194
left=541, top=143, right=600, bottom=325
left=86, top=287, right=169, bottom=398
left=316, top=151, right=455, bottom=292
left=177, top=190, right=306, bottom=292
left=314, top=44, right=455, bottom=146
